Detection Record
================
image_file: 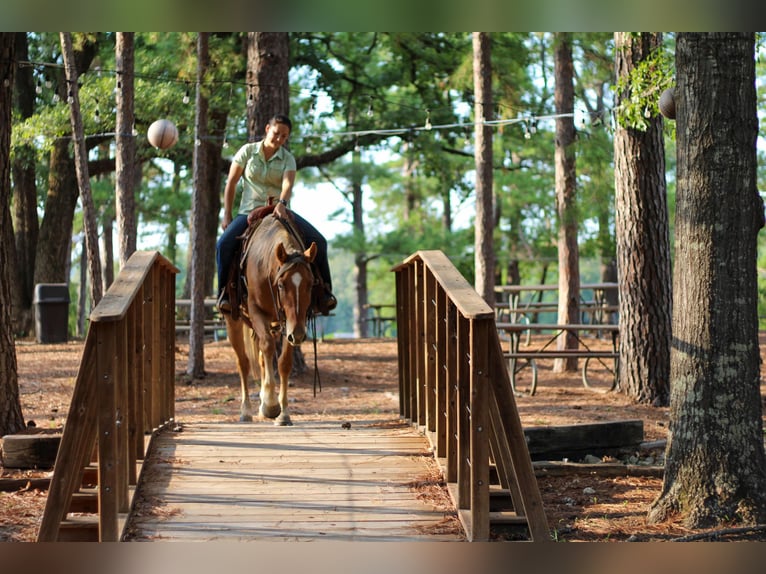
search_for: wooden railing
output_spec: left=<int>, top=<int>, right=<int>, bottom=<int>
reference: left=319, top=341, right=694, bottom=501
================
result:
left=37, top=250, right=178, bottom=542
left=393, top=250, right=549, bottom=542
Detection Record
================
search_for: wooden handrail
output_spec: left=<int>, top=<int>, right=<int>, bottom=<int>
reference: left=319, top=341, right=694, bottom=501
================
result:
left=37, top=250, right=178, bottom=542
left=393, top=250, right=549, bottom=542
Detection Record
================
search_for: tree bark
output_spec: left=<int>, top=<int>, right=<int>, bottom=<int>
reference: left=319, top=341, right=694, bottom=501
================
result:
left=351, top=150, right=368, bottom=338
left=472, top=32, right=495, bottom=306
left=11, top=32, right=38, bottom=337
left=115, top=32, right=137, bottom=268
left=34, top=35, right=99, bottom=291
left=553, top=32, right=579, bottom=371
left=247, top=32, right=290, bottom=140
left=188, top=32, right=210, bottom=378
left=613, top=32, right=672, bottom=405
left=648, top=32, right=766, bottom=528
left=0, top=33, right=25, bottom=436
left=60, top=32, right=103, bottom=307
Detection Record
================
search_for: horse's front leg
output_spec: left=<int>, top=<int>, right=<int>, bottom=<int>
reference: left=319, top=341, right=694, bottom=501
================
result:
left=258, top=335, right=282, bottom=421
left=275, top=342, right=295, bottom=426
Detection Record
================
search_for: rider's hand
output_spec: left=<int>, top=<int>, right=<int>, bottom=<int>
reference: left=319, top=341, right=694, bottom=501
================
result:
left=273, top=202, right=287, bottom=219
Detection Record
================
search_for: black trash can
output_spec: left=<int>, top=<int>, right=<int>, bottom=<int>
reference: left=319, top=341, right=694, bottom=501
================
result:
left=33, top=283, right=70, bottom=344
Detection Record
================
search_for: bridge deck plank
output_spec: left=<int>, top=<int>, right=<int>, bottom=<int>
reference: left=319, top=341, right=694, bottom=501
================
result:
left=124, top=420, right=464, bottom=541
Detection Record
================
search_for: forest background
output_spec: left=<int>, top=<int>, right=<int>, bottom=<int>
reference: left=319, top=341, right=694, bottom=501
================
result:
left=5, top=32, right=766, bottom=341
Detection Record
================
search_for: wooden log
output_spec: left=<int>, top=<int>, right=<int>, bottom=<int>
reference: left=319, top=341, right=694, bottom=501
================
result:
left=523, top=419, right=644, bottom=461
left=0, top=478, right=52, bottom=492
left=1, top=432, right=62, bottom=469
left=532, top=460, right=664, bottom=478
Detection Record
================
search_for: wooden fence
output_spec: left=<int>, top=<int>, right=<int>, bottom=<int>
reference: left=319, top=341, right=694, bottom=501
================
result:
left=393, top=250, right=549, bottom=542
left=37, top=250, right=178, bottom=542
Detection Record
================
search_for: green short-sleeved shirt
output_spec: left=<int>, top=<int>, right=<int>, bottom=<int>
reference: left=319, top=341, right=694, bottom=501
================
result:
left=232, top=141, right=297, bottom=214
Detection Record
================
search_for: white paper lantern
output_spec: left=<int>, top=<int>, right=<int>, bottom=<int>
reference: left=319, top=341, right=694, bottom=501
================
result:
left=147, top=119, right=179, bottom=149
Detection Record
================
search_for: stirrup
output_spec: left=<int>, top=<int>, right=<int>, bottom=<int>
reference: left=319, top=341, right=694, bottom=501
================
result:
left=217, top=291, right=232, bottom=315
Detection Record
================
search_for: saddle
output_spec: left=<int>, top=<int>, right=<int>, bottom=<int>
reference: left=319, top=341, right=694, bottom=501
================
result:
left=223, top=201, right=334, bottom=322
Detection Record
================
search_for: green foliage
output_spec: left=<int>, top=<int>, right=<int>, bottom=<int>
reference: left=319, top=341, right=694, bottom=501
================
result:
left=11, top=32, right=766, bottom=338
left=614, top=36, right=675, bottom=132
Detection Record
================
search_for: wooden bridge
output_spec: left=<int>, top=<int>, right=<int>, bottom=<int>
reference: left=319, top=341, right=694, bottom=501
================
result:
left=37, top=250, right=549, bottom=543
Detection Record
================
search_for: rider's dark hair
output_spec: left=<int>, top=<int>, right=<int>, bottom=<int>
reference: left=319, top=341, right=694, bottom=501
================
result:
left=270, top=114, right=292, bottom=132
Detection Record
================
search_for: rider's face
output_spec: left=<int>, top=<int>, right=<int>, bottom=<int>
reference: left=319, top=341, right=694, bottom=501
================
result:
left=264, top=122, right=290, bottom=148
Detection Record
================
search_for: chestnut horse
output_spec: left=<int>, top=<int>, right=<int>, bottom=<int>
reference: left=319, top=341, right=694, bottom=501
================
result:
left=224, top=214, right=317, bottom=426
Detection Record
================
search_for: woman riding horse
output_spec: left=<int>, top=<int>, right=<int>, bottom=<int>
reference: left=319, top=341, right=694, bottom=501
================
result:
left=216, top=114, right=336, bottom=317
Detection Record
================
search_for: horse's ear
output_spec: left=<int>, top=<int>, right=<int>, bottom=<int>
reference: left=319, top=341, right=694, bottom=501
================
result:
left=304, top=241, right=317, bottom=263
left=276, top=242, right=288, bottom=264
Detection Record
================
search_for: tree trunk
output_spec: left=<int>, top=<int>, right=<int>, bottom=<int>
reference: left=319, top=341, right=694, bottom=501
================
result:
left=34, top=35, right=99, bottom=290
left=472, top=32, right=495, bottom=306
left=188, top=32, right=210, bottom=378
left=35, top=139, right=78, bottom=285
left=0, top=32, right=25, bottom=436
left=205, top=110, right=226, bottom=297
left=247, top=32, right=290, bottom=139
left=553, top=32, right=579, bottom=371
left=115, top=32, right=137, bottom=268
left=11, top=32, right=38, bottom=337
left=60, top=32, right=103, bottom=307
left=613, top=32, right=672, bottom=405
left=648, top=32, right=766, bottom=528
left=349, top=147, right=367, bottom=338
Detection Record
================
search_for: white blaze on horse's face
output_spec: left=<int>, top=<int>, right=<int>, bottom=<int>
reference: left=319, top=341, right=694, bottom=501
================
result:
left=275, top=241, right=317, bottom=347
left=291, top=273, right=303, bottom=312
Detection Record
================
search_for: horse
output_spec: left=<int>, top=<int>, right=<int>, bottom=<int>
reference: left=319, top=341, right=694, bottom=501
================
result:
left=223, top=213, right=317, bottom=426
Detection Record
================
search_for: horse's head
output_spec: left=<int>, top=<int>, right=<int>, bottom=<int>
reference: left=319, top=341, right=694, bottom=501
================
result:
left=275, top=241, right=317, bottom=346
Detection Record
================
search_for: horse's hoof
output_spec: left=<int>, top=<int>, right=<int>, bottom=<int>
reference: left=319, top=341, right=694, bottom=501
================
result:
left=275, top=414, right=293, bottom=426
left=260, top=403, right=281, bottom=419
left=239, top=414, right=253, bottom=423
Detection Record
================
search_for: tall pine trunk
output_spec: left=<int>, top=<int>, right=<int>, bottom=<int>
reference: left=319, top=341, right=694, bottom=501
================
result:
left=613, top=32, right=672, bottom=405
left=188, top=33, right=210, bottom=378
left=553, top=32, right=579, bottom=371
left=0, top=33, right=25, bottom=436
left=115, top=32, right=137, bottom=268
left=60, top=32, right=103, bottom=307
left=11, top=32, right=38, bottom=336
left=472, top=32, right=494, bottom=305
left=648, top=32, right=766, bottom=528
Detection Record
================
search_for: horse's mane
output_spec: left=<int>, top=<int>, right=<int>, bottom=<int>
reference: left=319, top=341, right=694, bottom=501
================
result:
left=244, top=215, right=306, bottom=278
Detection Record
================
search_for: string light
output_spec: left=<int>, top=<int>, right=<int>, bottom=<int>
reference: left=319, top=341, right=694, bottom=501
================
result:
left=9, top=57, right=599, bottom=148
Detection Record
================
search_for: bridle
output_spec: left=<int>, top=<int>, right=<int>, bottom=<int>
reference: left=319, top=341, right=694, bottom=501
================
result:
left=268, top=252, right=314, bottom=334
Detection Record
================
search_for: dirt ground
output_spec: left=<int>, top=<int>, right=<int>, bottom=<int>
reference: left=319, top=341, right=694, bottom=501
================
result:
left=2, top=332, right=765, bottom=543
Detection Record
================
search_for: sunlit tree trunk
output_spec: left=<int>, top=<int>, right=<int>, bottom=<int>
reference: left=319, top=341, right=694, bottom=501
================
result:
left=472, top=32, right=494, bottom=305
left=115, top=32, right=137, bottom=268
left=553, top=32, right=579, bottom=371
left=60, top=32, right=103, bottom=306
left=613, top=32, right=672, bottom=405
left=648, top=32, right=766, bottom=529
left=188, top=32, right=210, bottom=378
